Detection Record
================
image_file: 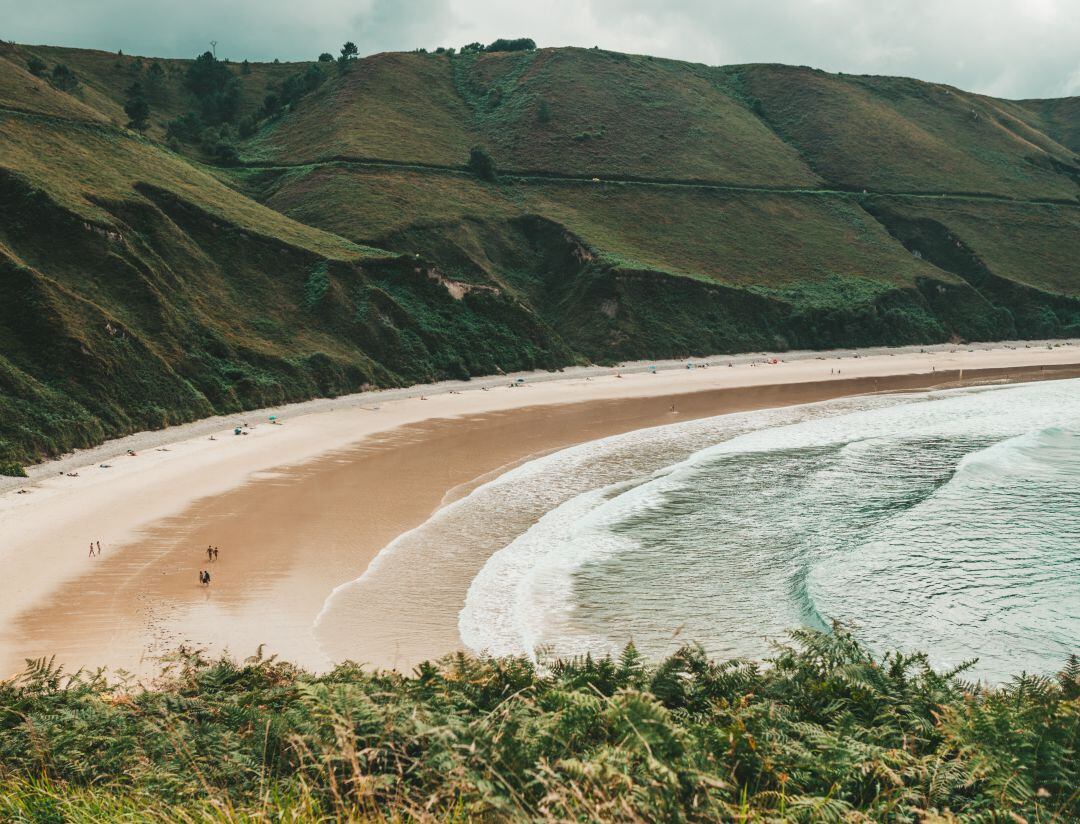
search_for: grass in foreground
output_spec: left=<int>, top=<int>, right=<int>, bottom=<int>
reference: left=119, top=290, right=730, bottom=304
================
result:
left=0, top=626, right=1077, bottom=822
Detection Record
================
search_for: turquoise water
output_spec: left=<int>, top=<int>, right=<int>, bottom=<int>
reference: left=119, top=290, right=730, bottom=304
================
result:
left=458, top=379, right=1080, bottom=681
left=317, top=379, right=1079, bottom=682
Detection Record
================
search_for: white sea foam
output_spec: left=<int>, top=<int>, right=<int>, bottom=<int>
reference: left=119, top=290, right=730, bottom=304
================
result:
left=457, top=379, right=1080, bottom=680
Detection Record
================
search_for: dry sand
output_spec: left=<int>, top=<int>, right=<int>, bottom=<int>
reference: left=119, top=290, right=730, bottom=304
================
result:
left=2, top=341, right=1078, bottom=678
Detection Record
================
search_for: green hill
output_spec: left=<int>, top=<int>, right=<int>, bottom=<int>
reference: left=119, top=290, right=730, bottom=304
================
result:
left=0, top=40, right=1078, bottom=470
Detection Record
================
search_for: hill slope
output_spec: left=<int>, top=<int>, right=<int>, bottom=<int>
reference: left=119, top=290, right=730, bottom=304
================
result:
left=0, top=41, right=1078, bottom=469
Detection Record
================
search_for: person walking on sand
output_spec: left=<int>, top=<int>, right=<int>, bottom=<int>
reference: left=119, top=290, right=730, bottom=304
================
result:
left=213, top=547, right=219, bottom=561
left=96, top=540, right=101, bottom=555
left=204, top=569, right=211, bottom=586
left=89, top=541, right=95, bottom=557
left=207, top=545, right=213, bottom=562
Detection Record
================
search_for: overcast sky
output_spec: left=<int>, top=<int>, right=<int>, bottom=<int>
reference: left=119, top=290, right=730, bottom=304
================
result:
left=5, top=0, right=1079, bottom=98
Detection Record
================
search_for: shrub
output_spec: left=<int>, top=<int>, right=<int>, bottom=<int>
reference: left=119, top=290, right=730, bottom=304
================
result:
left=486, top=37, right=537, bottom=52
left=467, top=145, right=497, bottom=182
left=258, top=64, right=325, bottom=120
left=49, top=63, right=78, bottom=92
left=144, top=61, right=166, bottom=97
left=303, top=263, right=331, bottom=307
left=0, top=460, right=26, bottom=477
left=124, top=94, right=150, bottom=131
left=318, top=52, right=333, bottom=62
left=165, top=111, right=203, bottom=143
left=0, top=629, right=1076, bottom=821
left=184, top=51, right=239, bottom=125
left=25, top=56, right=46, bottom=77
left=337, top=41, right=358, bottom=72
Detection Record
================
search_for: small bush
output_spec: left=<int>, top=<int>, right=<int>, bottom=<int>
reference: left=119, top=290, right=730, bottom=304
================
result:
left=49, top=63, right=78, bottom=92
left=25, top=56, right=46, bottom=77
left=0, top=460, right=26, bottom=477
left=467, top=146, right=497, bottom=182
left=303, top=263, right=331, bottom=308
left=486, top=37, right=537, bottom=52
left=337, top=41, right=358, bottom=72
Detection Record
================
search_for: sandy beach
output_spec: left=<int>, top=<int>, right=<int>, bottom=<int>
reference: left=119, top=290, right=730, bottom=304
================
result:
left=2, top=341, right=1079, bottom=678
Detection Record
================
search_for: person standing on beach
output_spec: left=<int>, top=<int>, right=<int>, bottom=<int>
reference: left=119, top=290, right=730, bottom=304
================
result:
left=96, top=540, right=101, bottom=555
left=89, top=541, right=95, bottom=557
left=213, top=547, right=219, bottom=561
left=206, top=545, right=213, bottom=561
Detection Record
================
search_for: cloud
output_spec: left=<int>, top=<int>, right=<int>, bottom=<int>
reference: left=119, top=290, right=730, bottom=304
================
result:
left=2, top=0, right=1078, bottom=97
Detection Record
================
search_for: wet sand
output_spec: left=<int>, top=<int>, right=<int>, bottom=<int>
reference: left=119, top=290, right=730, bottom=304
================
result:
left=2, top=347, right=1079, bottom=678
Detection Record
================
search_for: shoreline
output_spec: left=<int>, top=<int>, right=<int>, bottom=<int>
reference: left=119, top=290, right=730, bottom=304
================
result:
left=2, top=342, right=1079, bottom=677
left=5, top=338, right=1075, bottom=493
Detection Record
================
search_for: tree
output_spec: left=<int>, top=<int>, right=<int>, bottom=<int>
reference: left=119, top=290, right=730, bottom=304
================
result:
left=144, top=61, right=166, bottom=97
left=124, top=96, right=151, bottom=131
left=124, top=81, right=151, bottom=130
left=318, top=52, right=334, bottom=62
left=460, top=42, right=484, bottom=54
left=50, top=64, right=79, bottom=92
left=184, top=51, right=240, bottom=125
left=468, top=146, right=497, bottom=182
left=26, top=56, right=47, bottom=77
left=338, top=41, right=358, bottom=72
left=486, top=38, right=536, bottom=53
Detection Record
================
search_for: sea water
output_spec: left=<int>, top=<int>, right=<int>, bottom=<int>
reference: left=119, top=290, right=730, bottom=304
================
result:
left=317, top=379, right=1080, bottom=682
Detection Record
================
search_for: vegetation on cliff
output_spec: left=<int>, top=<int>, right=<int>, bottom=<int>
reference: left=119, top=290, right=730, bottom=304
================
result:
left=0, top=627, right=1076, bottom=822
left=0, top=40, right=1078, bottom=471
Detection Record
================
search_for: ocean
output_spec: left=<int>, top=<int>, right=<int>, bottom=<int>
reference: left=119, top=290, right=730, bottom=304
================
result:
left=316, top=378, right=1080, bottom=682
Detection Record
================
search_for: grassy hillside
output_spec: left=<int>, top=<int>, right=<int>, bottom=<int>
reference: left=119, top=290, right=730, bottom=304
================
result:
left=735, top=65, right=1080, bottom=199
left=1, top=628, right=1077, bottom=822
left=1018, top=96, right=1080, bottom=154
left=0, top=41, right=1078, bottom=469
left=0, top=49, right=575, bottom=470
left=7, top=41, right=301, bottom=143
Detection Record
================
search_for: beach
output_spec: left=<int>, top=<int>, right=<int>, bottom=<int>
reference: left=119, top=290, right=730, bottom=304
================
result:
left=2, top=341, right=1079, bottom=678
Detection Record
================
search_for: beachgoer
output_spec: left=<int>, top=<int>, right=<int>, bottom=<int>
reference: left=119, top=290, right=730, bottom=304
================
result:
left=207, top=545, right=213, bottom=561
left=96, top=540, right=101, bottom=554
left=204, top=570, right=211, bottom=586
left=213, top=547, right=219, bottom=561
left=89, top=542, right=95, bottom=557
left=199, top=570, right=206, bottom=586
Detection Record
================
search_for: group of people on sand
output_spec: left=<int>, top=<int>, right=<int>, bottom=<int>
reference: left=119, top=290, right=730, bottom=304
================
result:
left=88, top=539, right=102, bottom=557
left=199, top=544, right=220, bottom=586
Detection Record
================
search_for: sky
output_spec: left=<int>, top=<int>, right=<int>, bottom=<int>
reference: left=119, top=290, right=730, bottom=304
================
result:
left=4, top=0, right=1080, bottom=98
